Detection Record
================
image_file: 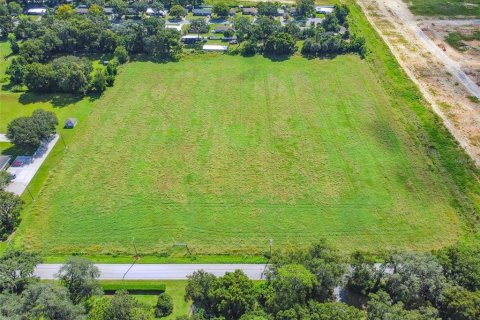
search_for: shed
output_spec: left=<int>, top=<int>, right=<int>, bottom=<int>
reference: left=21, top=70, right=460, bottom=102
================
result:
left=192, top=8, right=212, bottom=16
left=103, top=7, right=114, bottom=15
left=203, top=45, right=228, bottom=52
left=181, top=35, right=203, bottom=44
left=65, top=118, right=78, bottom=129
left=242, top=7, right=258, bottom=15
left=0, top=156, right=11, bottom=171
left=276, top=9, right=285, bottom=16
left=213, top=25, right=232, bottom=33
left=26, top=8, right=47, bottom=15
left=229, top=8, right=236, bottom=16
left=316, top=6, right=334, bottom=14
left=166, top=24, right=182, bottom=31
left=75, top=5, right=88, bottom=14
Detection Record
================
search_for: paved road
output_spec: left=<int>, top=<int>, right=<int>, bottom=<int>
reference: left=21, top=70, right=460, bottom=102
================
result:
left=34, top=264, right=267, bottom=280
left=5, top=135, right=59, bottom=195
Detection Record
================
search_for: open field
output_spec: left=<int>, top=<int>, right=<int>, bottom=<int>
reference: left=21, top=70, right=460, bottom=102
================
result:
left=1, top=2, right=478, bottom=259
left=405, top=0, right=480, bottom=17
left=12, top=50, right=468, bottom=255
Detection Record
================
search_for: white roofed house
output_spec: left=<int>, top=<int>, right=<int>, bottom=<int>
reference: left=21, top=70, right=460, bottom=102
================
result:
left=26, top=8, right=47, bottom=15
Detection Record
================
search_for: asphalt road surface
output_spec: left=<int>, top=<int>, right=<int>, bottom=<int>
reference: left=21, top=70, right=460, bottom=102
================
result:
left=34, top=264, right=267, bottom=280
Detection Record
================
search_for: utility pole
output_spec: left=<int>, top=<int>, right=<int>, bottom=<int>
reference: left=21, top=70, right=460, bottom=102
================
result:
left=26, top=185, right=34, bottom=201
left=60, top=134, right=66, bottom=148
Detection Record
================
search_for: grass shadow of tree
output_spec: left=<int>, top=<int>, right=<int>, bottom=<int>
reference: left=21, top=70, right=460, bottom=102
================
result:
left=1, top=143, right=36, bottom=157
left=18, top=92, right=100, bottom=108
left=263, top=53, right=292, bottom=62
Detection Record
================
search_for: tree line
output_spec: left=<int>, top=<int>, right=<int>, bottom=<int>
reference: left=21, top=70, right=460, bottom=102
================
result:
left=233, top=4, right=366, bottom=58
left=4, top=4, right=182, bottom=94
left=0, top=241, right=479, bottom=319
left=3, top=2, right=366, bottom=95
left=178, top=241, right=480, bottom=320
left=0, top=250, right=174, bottom=320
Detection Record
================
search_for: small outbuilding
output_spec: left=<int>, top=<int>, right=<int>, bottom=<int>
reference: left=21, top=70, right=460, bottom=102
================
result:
left=192, top=8, right=212, bottom=16
left=242, top=7, right=258, bottom=15
left=26, top=8, right=47, bottom=15
left=181, top=35, right=203, bottom=44
left=203, top=45, right=228, bottom=52
left=103, top=7, right=114, bottom=15
left=75, top=5, right=88, bottom=14
left=65, top=118, right=78, bottom=129
left=166, top=24, right=182, bottom=31
left=316, top=6, right=334, bottom=14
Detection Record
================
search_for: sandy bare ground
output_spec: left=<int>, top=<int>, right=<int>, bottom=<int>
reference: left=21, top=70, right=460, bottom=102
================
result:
left=357, top=0, right=480, bottom=166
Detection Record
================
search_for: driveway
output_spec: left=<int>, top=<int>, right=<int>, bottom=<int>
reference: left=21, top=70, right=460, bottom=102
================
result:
left=5, top=134, right=59, bottom=195
left=34, top=264, right=267, bottom=280
left=0, top=134, right=10, bottom=142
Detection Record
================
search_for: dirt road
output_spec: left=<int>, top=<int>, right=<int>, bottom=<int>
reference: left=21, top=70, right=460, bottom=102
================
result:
left=357, top=0, right=480, bottom=166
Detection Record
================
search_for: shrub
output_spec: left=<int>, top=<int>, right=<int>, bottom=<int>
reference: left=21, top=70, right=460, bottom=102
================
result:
left=154, top=293, right=173, bottom=318
left=114, top=46, right=129, bottom=64
left=240, top=40, right=257, bottom=56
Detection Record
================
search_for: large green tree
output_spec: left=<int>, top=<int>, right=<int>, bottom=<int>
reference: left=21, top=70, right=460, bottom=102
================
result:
left=385, top=253, right=447, bottom=308
left=57, top=257, right=101, bottom=304
left=367, top=291, right=440, bottom=320
left=155, top=292, right=173, bottom=318
left=7, top=109, right=58, bottom=148
left=0, top=249, right=41, bottom=294
left=169, top=5, right=187, bottom=19
left=437, top=246, right=480, bottom=291
left=21, top=282, right=85, bottom=320
left=0, top=191, right=23, bottom=240
left=144, top=29, right=182, bottom=60
left=211, top=270, right=258, bottom=319
left=105, top=290, right=151, bottom=320
left=264, top=32, right=297, bottom=55
left=212, top=3, right=229, bottom=18
left=296, top=0, right=315, bottom=18
left=266, top=264, right=317, bottom=313
left=439, top=286, right=480, bottom=320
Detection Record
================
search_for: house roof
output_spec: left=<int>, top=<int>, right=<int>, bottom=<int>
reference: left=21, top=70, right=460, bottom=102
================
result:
left=166, top=24, right=182, bottom=31
left=103, top=7, right=114, bottom=14
left=214, top=25, right=231, bottom=32
left=75, top=7, right=89, bottom=14
left=316, top=6, right=334, bottom=14
left=182, top=34, right=202, bottom=39
left=242, top=7, right=258, bottom=14
left=192, top=8, right=212, bottom=14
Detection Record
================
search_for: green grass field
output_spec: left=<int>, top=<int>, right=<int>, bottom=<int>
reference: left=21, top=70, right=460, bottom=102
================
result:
left=12, top=52, right=465, bottom=255
left=3, top=3, right=480, bottom=259
left=405, top=0, right=480, bottom=17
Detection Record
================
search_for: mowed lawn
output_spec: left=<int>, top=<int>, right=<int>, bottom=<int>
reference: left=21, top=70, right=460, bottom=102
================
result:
left=15, top=54, right=461, bottom=255
left=405, top=0, right=480, bottom=17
